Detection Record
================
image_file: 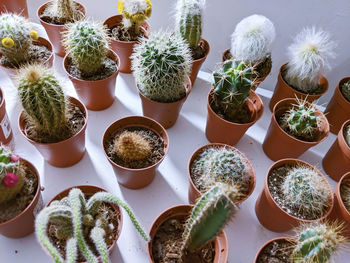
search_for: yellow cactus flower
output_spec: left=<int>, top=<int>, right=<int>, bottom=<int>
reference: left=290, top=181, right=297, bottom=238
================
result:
left=1, top=38, right=14, bottom=48
left=131, top=13, right=146, bottom=23
left=30, top=30, right=39, bottom=40
left=117, top=0, right=124, bottom=14
left=145, top=6, right=152, bottom=18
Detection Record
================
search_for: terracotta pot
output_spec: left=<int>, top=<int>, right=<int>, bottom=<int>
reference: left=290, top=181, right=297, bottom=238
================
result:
left=47, top=185, right=123, bottom=262
left=322, top=120, right=350, bottom=181
left=190, top=38, right=210, bottom=86
left=38, top=1, right=86, bottom=57
left=0, top=87, right=13, bottom=144
left=269, top=63, right=329, bottom=112
left=255, top=158, right=334, bottom=232
left=63, top=50, right=120, bottom=111
left=263, top=98, right=329, bottom=161
left=205, top=89, right=264, bottom=145
left=102, top=116, right=169, bottom=189
left=19, top=96, right=88, bottom=167
left=254, top=237, right=295, bottom=263
left=138, top=77, right=192, bottom=129
left=0, top=158, right=42, bottom=238
left=147, top=205, right=228, bottom=263
left=187, top=143, right=256, bottom=204
left=103, top=15, right=150, bottom=74
left=0, top=37, right=54, bottom=81
left=324, top=77, right=350, bottom=134
left=0, top=0, right=28, bottom=17
left=222, top=49, right=270, bottom=90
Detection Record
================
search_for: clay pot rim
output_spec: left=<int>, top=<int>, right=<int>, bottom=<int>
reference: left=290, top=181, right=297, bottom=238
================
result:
left=63, top=49, right=120, bottom=83
left=264, top=158, right=334, bottom=223
left=192, top=38, right=210, bottom=63
left=254, top=237, right=296, bottom=262
left=336, top=172, right=350, bottom=218
left=18, top=96, right=88, bottom=147
left=102, top=115, right=170, bottom=172
left=0, top=88, right=4, bottom=110
left=338, top=119, right=350, bottom=154
left=0, top=158, right=40, bottom=227
left=272, top=97, right=330, bottom=145
left=188, top=143, right=256, bottom=205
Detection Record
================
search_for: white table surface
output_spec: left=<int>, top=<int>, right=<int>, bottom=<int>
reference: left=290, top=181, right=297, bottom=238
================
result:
left=0, top=24, right=348, bottom=263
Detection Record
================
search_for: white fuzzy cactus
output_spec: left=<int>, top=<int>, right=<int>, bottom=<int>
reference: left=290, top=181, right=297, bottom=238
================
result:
left=43, top=0, right=82, bottom=24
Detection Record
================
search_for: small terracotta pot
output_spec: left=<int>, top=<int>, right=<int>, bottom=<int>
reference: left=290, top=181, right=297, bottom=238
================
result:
left=138, top=77, right=192, bottom=129
left=324, top=77, right=350, bottom=134
left=147, top=205, right=228, bottom=263
left=19, top=96, right=88, bottom=167
left=205, top=89, right=264, bottom=145
left=0, top=87, right=13, bottom=144
left=38, top=1, right=86, bottom=57
left=102, top=116, right=169, bottom=189
left=263, top=98, right=329, bottom=161
left=47, top=185, right=123, bottom=262
left=0, top=0, right=28, bottom=17
left=103, top=15, right=150, bottom=74
left=322, top=120, right=350, bottom=181
left=190, top=38, right=210, bottom=86
left=269, top=63, right=329, bottom=112
left=187, top=143, right=256, bottom=204
left=254, top=237, right=295, bottom=263
left=255, top=158, right=334, bottom=232
left=222, top=49, right=271, bottom=89
left=0, top=37, right=54, bottom=81
left=0, top=158, right=42, bottom=238
left=63, top=50, right=120, bottom=111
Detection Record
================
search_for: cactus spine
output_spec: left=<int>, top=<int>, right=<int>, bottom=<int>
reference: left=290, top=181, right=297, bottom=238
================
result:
left=114, top=131, right=151, bottom=161
left=43, top=0, right=83, bottom=24
left=341, top=80, right=350, bottom=103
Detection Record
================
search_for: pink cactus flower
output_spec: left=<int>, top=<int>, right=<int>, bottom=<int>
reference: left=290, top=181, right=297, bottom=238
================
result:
left=2, top=172, right=18, bottom=187
left=10, top=155, right=20, bottom=162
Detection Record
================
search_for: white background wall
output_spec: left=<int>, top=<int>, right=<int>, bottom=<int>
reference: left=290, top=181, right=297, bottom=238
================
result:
left=28, top=0, right=350, bottom=103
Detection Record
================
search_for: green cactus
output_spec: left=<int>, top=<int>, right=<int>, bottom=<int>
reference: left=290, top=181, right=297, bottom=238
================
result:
left=35, top=188, right=150, bottom=263
left=340, top=179, right=350, bottom=213
left=62, top=19, right=110, bottom=77
left=341, top=80, right=350, bottom=102
left=346, top=123, right=350, bottom=147
left=42, top=0, right=83, bottom=24
left=131, top=30, right=192, bottom=103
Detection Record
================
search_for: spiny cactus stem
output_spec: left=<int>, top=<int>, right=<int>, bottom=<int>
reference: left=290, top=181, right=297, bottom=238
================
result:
left=66, top=238, right=78, bottom=263
left=91, top=226, right=110, bottom=263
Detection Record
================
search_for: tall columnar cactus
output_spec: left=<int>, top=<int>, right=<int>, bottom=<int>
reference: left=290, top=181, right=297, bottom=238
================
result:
left=284, top=27, right=336, bottom=94
left=292, top=222, right=346, bottom=263
left=131, top=30, right=192, bottom=103
left=35, top=188, right=150, bottom=263
left=341, top=80, right=350, bottom=102
left=44, top=0, right=82, bottom=24
left=282, top=166, right=331, bottom=218
left=17, top=64, right=69, bottom=142
left=114, top=131, right=151, bottom=161
left=62, top=20, right=110, bottom=76
left=0, top=13, right=39, bottom=66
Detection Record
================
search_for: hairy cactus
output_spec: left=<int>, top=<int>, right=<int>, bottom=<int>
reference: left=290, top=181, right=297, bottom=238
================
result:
left=42, top=0, right=83, bottom=24
left=283, top=27, right=336, bottom=94
left=35, top=188, right=150, bottom=263
left=341, top=80, right=350, bottom=102
left=0, top=13, right=39, bottom=66
left=62, top=19, right=110, bottom=76
left=282, top=165, right=331, bottom=219
left=131, top=30, right=192, bottom=103
left=114, top=131, right=151, bottom=161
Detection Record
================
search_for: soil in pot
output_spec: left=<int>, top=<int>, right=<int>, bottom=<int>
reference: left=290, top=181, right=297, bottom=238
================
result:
left=190, top=39, right=207, bottom=61
left=39, top=1, right=84, bottom=25
left=110, top=24, right=146, bottom=42
left=256, top=239, right=294, bottom=263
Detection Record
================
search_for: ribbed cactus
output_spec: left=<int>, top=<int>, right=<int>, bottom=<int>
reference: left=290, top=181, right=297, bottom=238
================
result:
left=341, top=80, right=350, bottom=102
left=0, top=13, right=39, bottom=66
left=43, top=0, right=82, bottom=24
left=35, top=188, right=150, bottom=263
left=292, top=222, right=346, bottom=263
left=131, top=30, right=192, bottom=103
left=114, top=131, right=151, bottom=161
left=282, top=166, right=331, bottom=219
left=62, top=20, right=110, bottom=76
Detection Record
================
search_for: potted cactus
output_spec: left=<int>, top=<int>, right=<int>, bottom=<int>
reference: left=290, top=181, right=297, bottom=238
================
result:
left=188, top=143, right=255, bottom=204
left=206, top=60, right=264, bottom=145
left=0, top=87, right=13, bottom=145
left=223, top=14, right=276, bottom=88
left=0, top=145, right=42, bottom=238
left=35, top=185, right=149, bottom=263
left=104, top=0, right=151, bottom=73
left=175, top=0, right=210, bottom=85
left=148, top=183, right=239, bottom=262
left=270, top=27, right=336, bottom=111
left=323, top=120, right=350, bottom=181
left=131, top=30, right=192, bottom=129
left=0, top=0, right=28, bottom=18
left=103, top=116, right=169, bottom=189
left=254, top=222, right=347, bottom=263
left=255, top=158, right=333, bottom=233
left=17, top=64, right=87, bottom=167
left=0, top=13, right=53, bottom=80
left=38, top=0, right=86, bottom=57
left=263, top=97, right=329, bottom=161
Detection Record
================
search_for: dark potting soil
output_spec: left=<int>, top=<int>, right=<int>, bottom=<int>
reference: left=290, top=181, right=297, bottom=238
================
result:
left=110, top=25, right=144, bottom=42
left=152, top=217, right=215, bottom=263
left=256, top=239, right=294, bottom=263
left=340, top=180, right=350, bottom=213
left=106, top=127, right=165, bottom=169
left=191, top=44, right=206, bottom=61
left=0, top=162, right=38, bottom=223
left=40, top=4, right=84, bottom=25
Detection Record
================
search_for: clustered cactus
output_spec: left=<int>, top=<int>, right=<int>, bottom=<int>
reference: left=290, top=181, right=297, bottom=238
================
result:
left=283, top=27, right=336, bottom=94
left=341, top=80, right=350, bottom=102
left=35, top=188, right=149, bottom=263
left=42, top=0, right=83, bottom=24
left=0, top=13, right=39, bottom=66
left=131, top=30, right=192, bottom=103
